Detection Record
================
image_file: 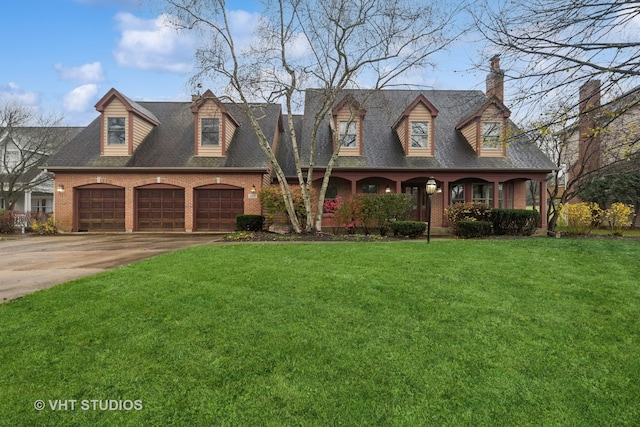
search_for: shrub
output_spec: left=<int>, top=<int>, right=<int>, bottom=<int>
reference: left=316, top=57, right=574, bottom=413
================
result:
left=258, top=185, right=317, bottom=225
left=603, top=202, right=634, bottom=235
left=490, top=209, right=539, bottom=236
left=236, top=214, right=264, bottom=231
left=322, top=196, right=340, bottom=214
left=0, top=210, right=15, bottom=234
left=372, top=193, right=412, bottom=236
left=333, top=194, right=412, bottom=235
left=446, top=202, right=491, bottom=236
left=30, top=214, right=57, bottom=235
left=456, top=220, right=493, bottom=238
left=559, top=202, right=601, bottom=235
left=390, top=221, right=426, bottom=238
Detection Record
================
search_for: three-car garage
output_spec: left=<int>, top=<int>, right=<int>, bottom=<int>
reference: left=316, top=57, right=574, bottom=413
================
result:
left=75, top=183, right=246, bottom=232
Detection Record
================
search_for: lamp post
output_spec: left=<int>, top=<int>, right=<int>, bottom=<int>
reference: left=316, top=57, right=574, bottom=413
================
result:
left=426, top=177, right=437, bottom=243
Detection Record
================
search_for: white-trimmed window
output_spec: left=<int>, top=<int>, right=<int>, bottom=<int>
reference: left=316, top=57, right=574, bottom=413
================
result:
left=411, top=121, right=429, bottom=148
left=107, top=117, right=126, bottom=145
left=482, top=122, right=501, bottom=148
left=339, top=121, right=357, bottom=148
left=472, top=183, right=493, bottom=205
left=34, top=198, right=49, bottom=213
left=201, top=118, right=220, bottom=146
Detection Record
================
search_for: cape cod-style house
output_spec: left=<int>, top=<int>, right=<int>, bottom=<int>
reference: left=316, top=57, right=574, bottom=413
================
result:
left=45, top=57, right=554, bottom=232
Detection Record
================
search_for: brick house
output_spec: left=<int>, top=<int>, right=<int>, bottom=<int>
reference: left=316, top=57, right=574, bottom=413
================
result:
left=562, top=80, right=640, bottom=225
left=281, top=56, right=554, bottom=228
left=46, top=89, right=281, bottom=232
left=46, top=57, right=554, bottom=233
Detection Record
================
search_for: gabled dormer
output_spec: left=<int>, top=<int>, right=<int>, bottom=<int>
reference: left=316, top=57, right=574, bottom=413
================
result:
left=191, top=89, right=240, bottom=157
left=95, top=88, right=160, bottom=156
left=332, top=95, right=367, bottom=156
left=392, top=94, right=439, bottom=157
left=455, top=97, right=510, bottom=157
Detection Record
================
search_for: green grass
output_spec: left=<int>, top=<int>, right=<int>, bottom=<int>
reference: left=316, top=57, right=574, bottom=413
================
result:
left=1, top=239, right=639, bottom=426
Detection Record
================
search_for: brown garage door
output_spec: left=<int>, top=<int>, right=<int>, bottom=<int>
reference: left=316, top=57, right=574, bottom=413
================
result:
left=195, top=188, right=244, bottom=231
left=137, top=188, right=185, bottom=231
left=77, top=188, right=125, bottom=232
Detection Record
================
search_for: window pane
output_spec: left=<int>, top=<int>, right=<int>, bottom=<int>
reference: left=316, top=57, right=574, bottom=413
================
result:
left=362, top=184, right=377, bottom=194
left=482, top=122, right=501, bottom=148
left=472, top=183, right=493, bottom=205
left=451, top=184, right=464, bottom=203
left=201, top=118, right=220, bottom=145
left=107, top=118, right=125, bottom=145
left=339, top=121, right=357, bottom=148
left=411, top=121, right=429, bottom=148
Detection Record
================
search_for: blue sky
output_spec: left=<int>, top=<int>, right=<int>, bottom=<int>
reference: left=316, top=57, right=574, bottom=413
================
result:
left=1, top=0, right=488, bottom=126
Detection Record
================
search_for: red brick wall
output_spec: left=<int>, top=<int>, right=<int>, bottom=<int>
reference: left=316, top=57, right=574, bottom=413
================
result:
left=54, top=172, right=265, bottom=232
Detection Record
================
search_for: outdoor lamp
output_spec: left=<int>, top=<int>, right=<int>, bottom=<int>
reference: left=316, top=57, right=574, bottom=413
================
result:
left=426, top=178, right=437, bottom=196
left=57, top=184, right=65, bottom=193
left=251, top=185, right=256, bottom=193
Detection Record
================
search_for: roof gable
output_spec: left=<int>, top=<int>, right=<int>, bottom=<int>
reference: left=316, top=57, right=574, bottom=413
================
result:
left=455, top=96, right=510, bottom=130
left=392, top=94, right=439, bottom=129
left=95, top=88, right=160, bottom=126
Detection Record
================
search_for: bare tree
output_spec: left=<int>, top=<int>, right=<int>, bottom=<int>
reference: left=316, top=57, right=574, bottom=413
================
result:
left=471, top=0, right=640, bottom=113
left=164, top=0, right=465, bottom=232
left=522, top=86, right=640, bottom=231
left=0, top=103, right=66, bottom=210
left=471, top=0, right=640, bottom=230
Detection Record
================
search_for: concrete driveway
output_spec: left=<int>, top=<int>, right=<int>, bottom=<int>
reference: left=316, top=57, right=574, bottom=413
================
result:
left=0, top=234, right=223, bottom=302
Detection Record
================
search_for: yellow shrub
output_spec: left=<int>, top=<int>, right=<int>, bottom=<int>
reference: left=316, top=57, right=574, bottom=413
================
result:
left=603, top=202, right=634, bottom=235
left=559, top=202, right=601, bottom=235
left=30, top=215, right=58, bottom=235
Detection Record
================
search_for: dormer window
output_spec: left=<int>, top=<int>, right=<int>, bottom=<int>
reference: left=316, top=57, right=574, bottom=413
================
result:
left=107, top=118, right=126, bottom=145
left=332, top=95, right=366, bottom=156
left=482, top=122, right=502, bottom=148
left=191, top=89, right=240, bottom=157
left=411, top=122, right=430, bottom=148
left=392, top=94, right=438, bottom=157
left=201, top=118, right=220, bottom=146
left=95, top=88, right=159, bottom=156
left=339, top=121, right=357, bottom=148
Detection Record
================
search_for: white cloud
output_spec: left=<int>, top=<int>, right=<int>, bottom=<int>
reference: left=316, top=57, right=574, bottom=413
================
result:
left=55, top=62, right=105, bottom=83
left=113, top=12, right=196, bottom=73
left=0, top=82, right=39, bottom=106
left=63, top=84, right=100, bottom=112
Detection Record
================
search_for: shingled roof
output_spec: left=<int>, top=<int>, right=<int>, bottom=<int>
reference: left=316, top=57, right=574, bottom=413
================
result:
left=277, top=89, right=555, bottom=176
left=46, top=101, right=282, bottom=170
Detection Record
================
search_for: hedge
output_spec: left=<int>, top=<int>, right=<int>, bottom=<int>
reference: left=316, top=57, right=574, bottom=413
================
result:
left=456, top=220, right=493, bottom=238
left=490, top=209, right=539, bottom=236
left=390, top=221, right=426, bottom=238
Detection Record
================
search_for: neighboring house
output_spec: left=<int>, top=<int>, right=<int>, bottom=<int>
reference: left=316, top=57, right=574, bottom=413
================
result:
left=282, top=56, right=554, bottom=228
left=46, top=57, right=554, bottom=233
left=562, top=80, right=640, bottom=225
left=0, top=127, right=81, bottom=215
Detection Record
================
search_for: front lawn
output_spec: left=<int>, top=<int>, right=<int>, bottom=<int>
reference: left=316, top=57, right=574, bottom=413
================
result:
left=1, top=239, right=639, bottom=425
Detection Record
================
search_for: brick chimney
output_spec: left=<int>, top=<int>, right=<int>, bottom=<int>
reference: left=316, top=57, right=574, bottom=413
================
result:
left=578, top=80, right=602, bottom=174
left=486, top=55, right=504, bottom=101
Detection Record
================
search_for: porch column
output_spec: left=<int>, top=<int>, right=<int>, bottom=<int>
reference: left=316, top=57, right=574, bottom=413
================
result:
left=24, top=191, right=32, bottom=212
left=539, top=179, right=547, bottom=228
left=351, top=179, right=357, bottom=195
left=493, top=181, right=500, bottom=208
left=442, top=181, right=450, bottom=226
left=395, top=180, right=401, bottom=194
